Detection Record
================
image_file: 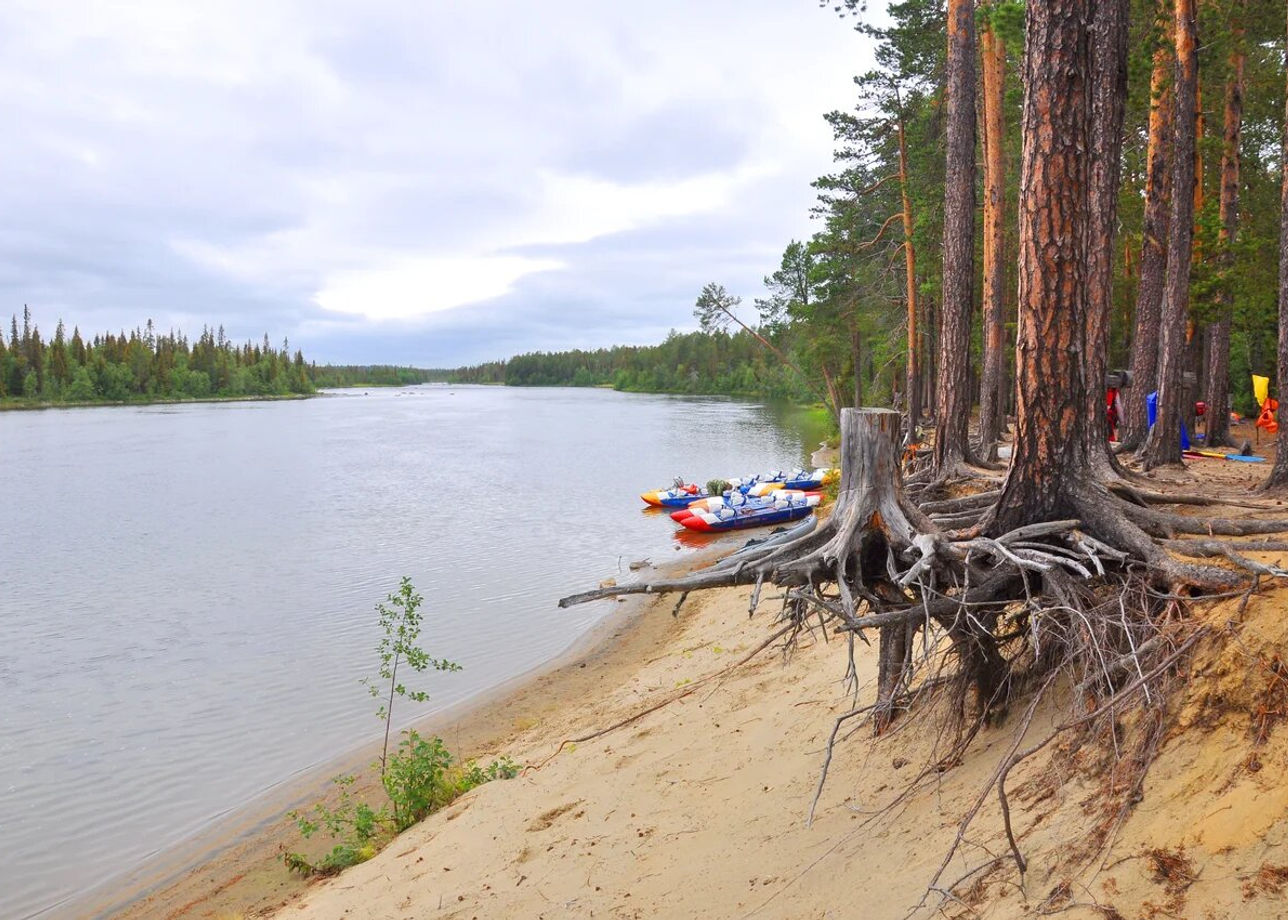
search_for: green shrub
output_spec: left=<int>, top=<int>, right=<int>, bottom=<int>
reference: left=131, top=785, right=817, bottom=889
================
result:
left=382, top=731, right=454, bottom=831
left=285, top=775, right=383, bottom=876
left=383, top=730, right=519, bottom=832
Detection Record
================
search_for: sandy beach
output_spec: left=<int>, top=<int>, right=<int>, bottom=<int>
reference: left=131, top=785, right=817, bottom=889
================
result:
left=109, top=578, right=1288, bottom=918
left=89, top=434, right=1288, bottom=920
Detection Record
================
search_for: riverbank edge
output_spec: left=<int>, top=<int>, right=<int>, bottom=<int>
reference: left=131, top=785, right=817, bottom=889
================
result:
left=75, top=542, right=737, bottom=920
left=0, top=392, right=315, bottom=412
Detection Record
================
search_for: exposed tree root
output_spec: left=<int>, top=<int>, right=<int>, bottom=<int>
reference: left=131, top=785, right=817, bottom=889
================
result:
left=991, top=627, right=1208, bottom=874
left=559, top=408, right=1288, bottom=908
left=1162, top=540, right=1288, bottom=576
left=1094, top=443, right=1141, bottom=481
left=1123, top=502, right=1288, bottom=538
left=918, top=490, right=1002, bottom=514
left=1107, top=481, right=1277, bottom=510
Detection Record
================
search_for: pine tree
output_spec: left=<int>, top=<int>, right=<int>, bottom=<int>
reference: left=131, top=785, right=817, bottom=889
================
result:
left=50, top=320, right=69, bottom=388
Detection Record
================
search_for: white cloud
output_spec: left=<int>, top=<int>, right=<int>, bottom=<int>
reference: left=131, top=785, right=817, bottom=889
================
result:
left=314, top=254, right=563, bottom=320
left=511, top=164, right=775, bottom=248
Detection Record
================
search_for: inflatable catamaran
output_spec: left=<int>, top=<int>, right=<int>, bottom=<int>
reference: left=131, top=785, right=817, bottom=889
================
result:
left=641, top=468, right=836, bottom=508
left=669, top=489, right=822, bottom=532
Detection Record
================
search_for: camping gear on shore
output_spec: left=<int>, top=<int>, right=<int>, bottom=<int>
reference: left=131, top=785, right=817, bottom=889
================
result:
left=670, top=490, right=821, bottom=532
left=1252, top=374, right=1278, bottom=440
left=640, top=480, right=703, bottom=507
left=1145, top=391, right=1191, bottom=450
left=1183, top=449, right=1266, bottom=463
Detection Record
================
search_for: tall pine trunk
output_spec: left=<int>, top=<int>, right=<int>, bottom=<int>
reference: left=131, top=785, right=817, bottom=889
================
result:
left=977, top=23, right=1007, bottom=459
left=1141, top=0, right=1198, bottom=469
left=934, top=0, right=978, bottom=474
left=898, top=112, right=921, bottom=426
left=1085, top=0, right=1129, bottom=472
left=1120, top=7, right=1174, bottom=451
left=923, top=295, right=937, bottom=421
left=992, top=0, right=1095, bottom=530
left=1265, top=2, right=1288, bottom=489
left=1204, top=5, right=1244, bottom=448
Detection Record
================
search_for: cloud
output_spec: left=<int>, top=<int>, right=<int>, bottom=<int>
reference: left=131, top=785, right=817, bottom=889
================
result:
left=314, top=254, right=564, bottom=321
left=0, top=0, right=875, bottom=363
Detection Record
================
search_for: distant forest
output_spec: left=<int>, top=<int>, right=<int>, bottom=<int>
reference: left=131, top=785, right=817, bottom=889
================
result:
left=444, top=328, right=817, bottom=402
left=309, top=365, right=444, bottom=388
left=0, top=307, right=799, bottom=409
left=0, top=307, right=437, bottom=406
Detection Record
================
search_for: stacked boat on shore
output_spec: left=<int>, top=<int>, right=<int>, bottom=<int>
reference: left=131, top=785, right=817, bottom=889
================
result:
left=640, top=468, right=836, bottom=532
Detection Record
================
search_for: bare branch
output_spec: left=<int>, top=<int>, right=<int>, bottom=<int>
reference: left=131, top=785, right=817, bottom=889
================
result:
left=858, top=212, right=905, bottom=250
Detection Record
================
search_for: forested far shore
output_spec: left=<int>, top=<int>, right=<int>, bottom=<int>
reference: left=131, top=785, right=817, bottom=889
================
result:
left=309, top=365, right=449, bottom=388
left=0, top=307, right=819, bottom=410
left=442, top=328, right=819, bottom=403
left=0, top=308, right=442, bottom=407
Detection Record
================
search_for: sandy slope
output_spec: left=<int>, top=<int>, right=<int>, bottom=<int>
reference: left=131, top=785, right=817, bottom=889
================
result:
left=268, top=567, right=1288, bottom=920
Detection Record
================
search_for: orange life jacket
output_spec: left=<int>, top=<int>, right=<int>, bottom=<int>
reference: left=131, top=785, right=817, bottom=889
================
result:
left=1257, top=397, right=1279, bottom=433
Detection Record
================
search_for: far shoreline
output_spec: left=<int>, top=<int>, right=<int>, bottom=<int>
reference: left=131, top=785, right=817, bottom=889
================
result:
left=0, top=392, right=316, bottom=412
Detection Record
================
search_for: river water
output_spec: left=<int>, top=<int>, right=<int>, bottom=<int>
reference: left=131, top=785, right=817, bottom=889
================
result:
left=0, top=386, right=823, bottom=920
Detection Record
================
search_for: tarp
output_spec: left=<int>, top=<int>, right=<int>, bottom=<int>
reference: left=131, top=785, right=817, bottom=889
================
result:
left=1145, top=391, right=1190, bottom=449
left=1253, top=374, right=1270, bottom=407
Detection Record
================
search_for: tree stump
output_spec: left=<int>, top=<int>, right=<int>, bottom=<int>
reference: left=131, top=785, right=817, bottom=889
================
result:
left=776, top=408, right=933, bottom=730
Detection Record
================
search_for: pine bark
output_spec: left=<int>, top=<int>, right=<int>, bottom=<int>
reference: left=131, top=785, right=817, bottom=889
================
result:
left=934, top=0, right=978, bottom=474
left=1193, top=84, right=1206, bottom=260
left=923, top=295, right=936, bottom=422
left=977, top=24, right=1008, bottom=459
left=1120, top=8, right=1174, bottom=451
left=1085, top=0, right=1130, bottom=471
left=1141, top=0, right=1199, bottom=469
left=898, top=115, right=921, bottom=427
left=1204, top=7, right=1244, bottom=448
left=992, top=0, right=1094, bottom=530
left=1265, top=2, right=1288, bottom=489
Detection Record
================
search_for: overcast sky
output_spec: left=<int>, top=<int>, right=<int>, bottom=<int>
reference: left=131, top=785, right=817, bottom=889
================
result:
left=1, top=1, right=875, bottom=366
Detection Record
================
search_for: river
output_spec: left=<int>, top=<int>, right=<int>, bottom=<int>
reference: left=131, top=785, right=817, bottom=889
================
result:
left=0, top=385, right=826, bottom=920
